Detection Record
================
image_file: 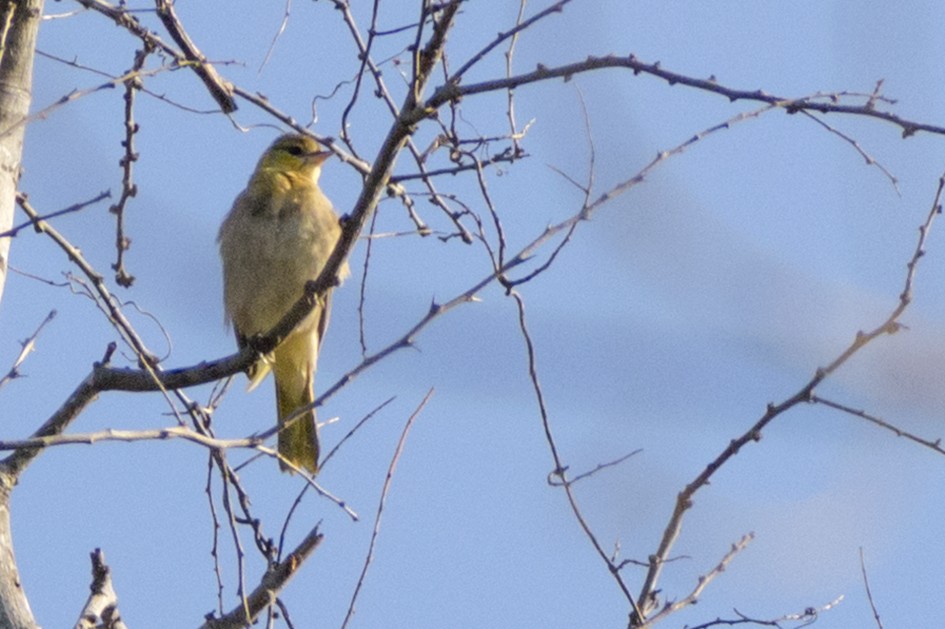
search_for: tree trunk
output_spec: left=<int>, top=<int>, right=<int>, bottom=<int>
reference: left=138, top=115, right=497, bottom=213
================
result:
left=0, top=478, right=36, bottom=629
left=0, top=0, right=43, bottom=311
left=0, top=2, right=46, bottom=627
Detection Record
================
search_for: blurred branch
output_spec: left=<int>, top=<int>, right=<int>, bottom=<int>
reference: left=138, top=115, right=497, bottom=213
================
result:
left=388, top=147, right=522, bottom=183
left=0, top=424, right=267, bottom=452
left=36, top=49, right=219, bottom=113
left=0, top=309, right=55, bottom=390
left=258, top=0, right=291, bottom=73
left=687, top=595, right=844, bottom=629
left=503, top=0, right=529, bottom=156
left=0, top=415, right=358, bottom=519
left=0, top=0, right=43, bottom=331
left=632, top=169, right=945, bottom=626
left=450, top=0, right=572, bottom=82
left=7, top=62, right=176, bottom=140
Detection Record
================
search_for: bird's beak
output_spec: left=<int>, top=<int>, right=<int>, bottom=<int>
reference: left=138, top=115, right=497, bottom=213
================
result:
left=306, top=150, right=333, bottom=166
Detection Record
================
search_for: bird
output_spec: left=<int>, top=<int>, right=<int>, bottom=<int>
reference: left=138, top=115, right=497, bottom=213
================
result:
left=218, top=133, right=349, bottom=474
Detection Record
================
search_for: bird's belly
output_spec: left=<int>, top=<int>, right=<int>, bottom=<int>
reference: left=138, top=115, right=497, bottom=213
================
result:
left=227, top=217, right=329, bottom=335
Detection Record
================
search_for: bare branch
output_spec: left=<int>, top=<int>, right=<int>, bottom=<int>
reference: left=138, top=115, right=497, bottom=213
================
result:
left=110, top=45, right=150, bottom=288
left=16, top=195, right=160, bottom=365
left=74, top=549, right=128, bottom=629
left=859, top=548, right=884, bottom=629
left=643, top=533, right=754, bottom=625
left=800, top=110, right=900, bottom=194
left=0, top=309, right=55, bottom=390
left=510, top=289, right=642, bottom=619
left=200, top=525, right=323, bottom=629
left=548, top=449, right=642, bottom=487
left=0, top=190, right=109, bottom=239
left=449, top=0, right=573, bottom=82
left=632, top=170, right=945, bottom=625
left=258, top=0, right=292, bottom=74
left=813, top=395, right=945, bottom=456
left=686, top=596, right=843, bottom=629
left=341, top=389, right=432, bottom=629
left=430, top=54, right=945, bottom=139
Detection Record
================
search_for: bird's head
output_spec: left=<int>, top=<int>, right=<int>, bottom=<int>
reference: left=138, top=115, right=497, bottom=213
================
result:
left=257, top=134, right=332, bottom=181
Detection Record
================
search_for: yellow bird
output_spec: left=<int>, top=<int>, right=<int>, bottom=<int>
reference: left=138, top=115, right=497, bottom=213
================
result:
left=218, top=134, right=349, bottom=474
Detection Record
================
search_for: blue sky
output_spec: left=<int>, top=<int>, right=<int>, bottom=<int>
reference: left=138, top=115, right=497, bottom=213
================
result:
left=3, top=1, right=945, bottom=627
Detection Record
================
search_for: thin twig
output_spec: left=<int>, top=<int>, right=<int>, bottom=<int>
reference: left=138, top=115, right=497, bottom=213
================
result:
left=0, top=310, right=55, bottom=390
left=200, top=525, right=324, bottom=629
left=509, top=289, right=642, bottom=619
left=341, top=389, right=433, bottom=629
left=504, top=0, right=528, bottom=156
left=449, top=0, right=573, bottom=82
left=859, top=547, right=884, bottom=629
left=800, top=110, right=900, bottom=194
left=548, top=449, right=642, bottom=487
left=643, top=534, right=754, bottom=625
left=258, top=0, right=292, bottom=73
left=812, top=395, right=945, bottom=456
left=687, top=595, right=844, bottom=629
left=0, top=190, right=110, bottom=238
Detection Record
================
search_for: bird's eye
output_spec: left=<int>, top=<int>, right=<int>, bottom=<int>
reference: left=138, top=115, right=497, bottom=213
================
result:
left=285, top=145, right=304, bottom=156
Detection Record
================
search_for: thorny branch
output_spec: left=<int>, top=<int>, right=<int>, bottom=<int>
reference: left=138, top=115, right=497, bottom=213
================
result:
left=631, top=170, right=945, bottom=626
left=430, top=54, right=945, bottom=139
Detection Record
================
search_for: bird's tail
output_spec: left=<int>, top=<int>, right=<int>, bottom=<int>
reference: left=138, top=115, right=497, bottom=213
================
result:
left=274, top=369, right=319, bottom=474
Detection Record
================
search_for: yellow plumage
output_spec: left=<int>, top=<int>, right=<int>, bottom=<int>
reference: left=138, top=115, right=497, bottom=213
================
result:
left=218, top=134, right=349, bottom=474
